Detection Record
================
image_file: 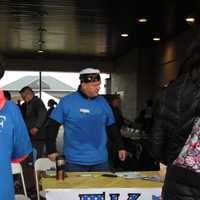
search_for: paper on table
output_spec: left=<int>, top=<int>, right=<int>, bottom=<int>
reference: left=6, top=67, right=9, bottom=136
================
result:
left=114, top=171, right=143, bottom=179
left=142, top=176, right=164, bottom=182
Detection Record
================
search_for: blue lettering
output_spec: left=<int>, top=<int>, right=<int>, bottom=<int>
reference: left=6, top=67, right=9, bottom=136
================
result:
left=109, top=193, right=120, bottom=200
left=79, top=192, right=105, bottom=200
left=152, top=195, right=161, bottom=200
left=79, top=192, right=141, bottom=200
left=127, top=193, right=141, bottom=200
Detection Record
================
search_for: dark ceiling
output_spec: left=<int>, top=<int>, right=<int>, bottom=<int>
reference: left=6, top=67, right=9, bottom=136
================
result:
left=0, top=0, right=199, bottom=60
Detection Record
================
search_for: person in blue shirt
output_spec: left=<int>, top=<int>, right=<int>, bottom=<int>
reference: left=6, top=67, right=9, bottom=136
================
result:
left=0, top=67, right=32, bottom=200
left=46, top=68, right=126, bottom=172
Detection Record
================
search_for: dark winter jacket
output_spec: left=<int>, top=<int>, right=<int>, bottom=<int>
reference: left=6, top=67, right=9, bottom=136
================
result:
left=162, top=165, right=200, bottom=200
left=25, top=96, right=47, bottom=141
left=150, top=73, right=200, bottom=165
left=150, top=73, right=200, bottom=199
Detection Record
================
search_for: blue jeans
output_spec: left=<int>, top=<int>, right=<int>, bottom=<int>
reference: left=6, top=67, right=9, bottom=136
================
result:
left=65, top=161, right=110, bottom=172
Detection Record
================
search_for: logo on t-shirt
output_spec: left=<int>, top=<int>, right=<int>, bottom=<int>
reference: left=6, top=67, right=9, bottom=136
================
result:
left=80, top=108, right=90, bottom=114
left=0, top=115, right=6, bottom=129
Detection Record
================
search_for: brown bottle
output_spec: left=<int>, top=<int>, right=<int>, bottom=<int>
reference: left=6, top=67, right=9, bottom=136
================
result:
left=56, top=155, right=65, bottom=181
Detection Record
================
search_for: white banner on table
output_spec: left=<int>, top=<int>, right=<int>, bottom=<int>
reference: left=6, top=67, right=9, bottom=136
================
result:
left=46, top=188, right=161, bottom=200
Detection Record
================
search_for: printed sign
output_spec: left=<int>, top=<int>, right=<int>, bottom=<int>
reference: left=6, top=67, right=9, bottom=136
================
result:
left=46, top=188, right=161, bottom=200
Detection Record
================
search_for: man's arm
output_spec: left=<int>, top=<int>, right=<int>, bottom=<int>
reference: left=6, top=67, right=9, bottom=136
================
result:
left=35, top=98, right=47, bottom=129
left=45, top=118, right=61, bottom=155
left=107, top=123, right=126, bottom=161
left=12, top=155, right=28, bottom=163
left=12, top=103, right=32, bottom=161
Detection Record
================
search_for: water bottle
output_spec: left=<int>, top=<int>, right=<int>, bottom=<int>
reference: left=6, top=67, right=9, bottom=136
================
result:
left=56, top=155, right=65, bottom=181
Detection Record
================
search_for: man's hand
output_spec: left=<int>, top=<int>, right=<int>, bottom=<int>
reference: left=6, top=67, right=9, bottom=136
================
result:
left=48, top=152, right=59, bottom=161
left=118, top=150, right=127, bottom=161
left=30, top=127, right=39, bottom=136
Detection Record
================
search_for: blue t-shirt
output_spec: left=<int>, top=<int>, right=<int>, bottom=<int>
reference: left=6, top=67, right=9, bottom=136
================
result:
left=50, top=92, right=115, bottom=165
left=0, top=101, right=32, bottom=200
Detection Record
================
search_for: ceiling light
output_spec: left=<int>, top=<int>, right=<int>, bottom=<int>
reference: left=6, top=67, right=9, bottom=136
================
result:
left=37, top=49, right=44, bottom=53
left=138, top=18, right=147, bottom=23
left=153, top=37, right=160, bottom=41
left=121, top=33, right=128, bottom=37
left=185, top=17, right=195, bottom=23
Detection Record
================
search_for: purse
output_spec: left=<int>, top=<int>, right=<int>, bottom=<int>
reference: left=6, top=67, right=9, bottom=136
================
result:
left=173, top=117, right=200, bottom=172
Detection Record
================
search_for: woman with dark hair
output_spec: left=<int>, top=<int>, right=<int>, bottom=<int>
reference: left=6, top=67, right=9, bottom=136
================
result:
left=150, top=39, right=200, bottom=200
left=136, top=99, right=154, bottom=133
left=47, top=99, right=57, bottom=116
left=110, top=95, right=125, bottom=129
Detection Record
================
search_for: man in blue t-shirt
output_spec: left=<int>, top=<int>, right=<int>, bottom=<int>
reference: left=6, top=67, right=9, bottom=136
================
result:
left=0, top=68, right=32, bottom=200
left=46, top=68, right=126, bottom=171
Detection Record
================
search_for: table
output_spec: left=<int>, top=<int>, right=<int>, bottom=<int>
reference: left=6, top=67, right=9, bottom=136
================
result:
left=42, top=172, right=163, bottom=200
